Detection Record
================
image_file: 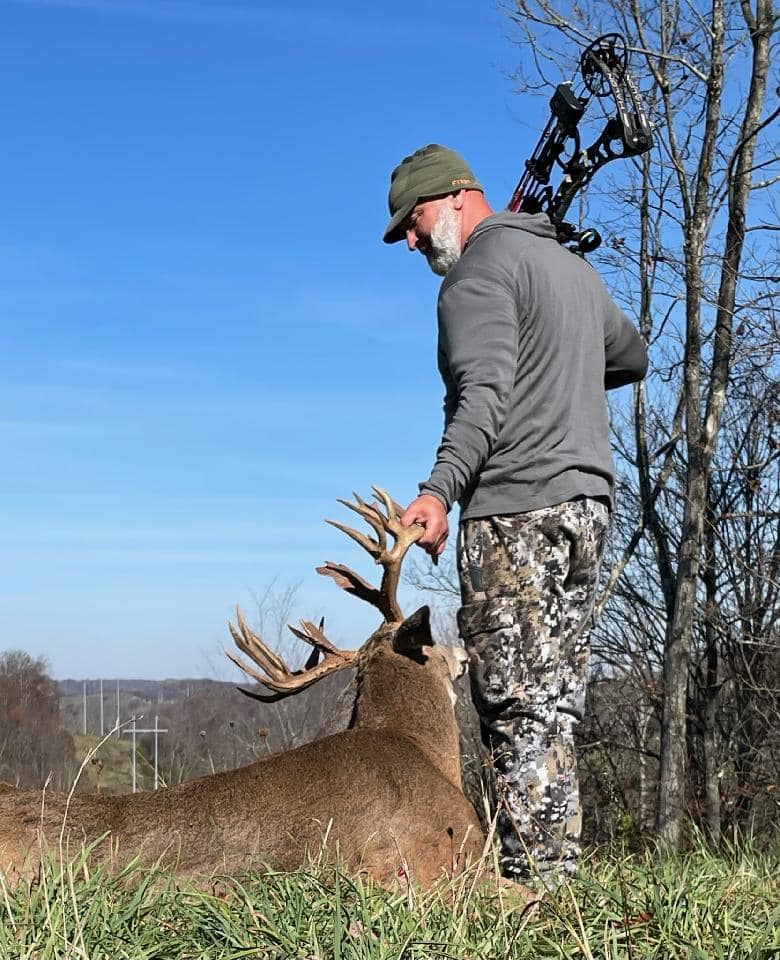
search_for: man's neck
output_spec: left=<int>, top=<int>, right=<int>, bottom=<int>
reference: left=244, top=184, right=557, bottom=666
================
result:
left=460, top=194, right=495, bottom=249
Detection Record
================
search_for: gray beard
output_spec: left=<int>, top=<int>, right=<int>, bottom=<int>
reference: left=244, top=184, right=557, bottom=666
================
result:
left=425, top=205, right=461, bottom=276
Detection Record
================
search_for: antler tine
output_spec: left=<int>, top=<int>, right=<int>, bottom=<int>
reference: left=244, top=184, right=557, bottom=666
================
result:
left=371, top=485, right=397, bottom=520
left=301, top=618, right=326, bottom=670
left=353, top=491, right=388, bottom=544
left=337, top=495, right=387, bottom=550
left=226, top=631, right=285, bottom=688
left=227, top=608, right=298, bottom=692
left=235, top=607, right=287, bottom=674
left=285, top=618, right=358, bottom=678
left=315, top=562, right=384, bottom=615
left=226, top=646, right=275, bottom=687
left=227, top=606, right=358, bottom=697
left=287, top=618, right=342, bottom=655
left=326, top=518, right=381, bottom=560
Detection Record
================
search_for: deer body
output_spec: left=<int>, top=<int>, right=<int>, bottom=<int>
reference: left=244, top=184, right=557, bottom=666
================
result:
left=0, top=635, right=482, bottom=886
left=0, top=490, right=484, bottom=887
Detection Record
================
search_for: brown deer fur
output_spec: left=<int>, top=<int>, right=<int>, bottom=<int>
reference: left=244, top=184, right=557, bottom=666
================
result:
left=0, top=491, right=484, bottom=888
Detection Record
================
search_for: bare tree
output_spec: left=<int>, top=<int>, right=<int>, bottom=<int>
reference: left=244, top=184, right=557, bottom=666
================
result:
left=510, top=0, right=778, bottom=845
left=698, top=370, right=779, bottom=840
left=0, top=650, right=76, bottom=789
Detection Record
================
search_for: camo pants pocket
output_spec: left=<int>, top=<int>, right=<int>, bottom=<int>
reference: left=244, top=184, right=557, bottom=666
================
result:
left=457, top=597, right=560, bottom=724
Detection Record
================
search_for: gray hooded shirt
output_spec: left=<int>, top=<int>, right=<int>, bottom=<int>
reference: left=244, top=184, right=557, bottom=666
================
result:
left=419, top=211, right=648, bottom=519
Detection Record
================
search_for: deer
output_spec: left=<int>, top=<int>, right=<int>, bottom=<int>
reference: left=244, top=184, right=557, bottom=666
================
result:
left=0, top=488, right=485, bottom=888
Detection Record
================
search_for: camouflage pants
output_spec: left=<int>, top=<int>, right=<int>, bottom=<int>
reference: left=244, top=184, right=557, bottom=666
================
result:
left=456, top=498, right=609, bottom=884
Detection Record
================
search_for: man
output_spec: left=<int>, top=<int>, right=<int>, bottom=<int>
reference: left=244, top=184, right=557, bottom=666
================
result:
left=383, top=143, right=647, bottom=886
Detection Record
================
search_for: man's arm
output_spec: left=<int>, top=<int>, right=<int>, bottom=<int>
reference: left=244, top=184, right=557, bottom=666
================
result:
left=423, top=275, right=519, bottom=505
left=402, top=274, right=519, bottom=554
left=604, top=303, right=648, bottom=389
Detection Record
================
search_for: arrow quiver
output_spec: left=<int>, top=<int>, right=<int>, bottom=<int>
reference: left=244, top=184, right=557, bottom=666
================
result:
left=508, top=34, right=653, bottom=255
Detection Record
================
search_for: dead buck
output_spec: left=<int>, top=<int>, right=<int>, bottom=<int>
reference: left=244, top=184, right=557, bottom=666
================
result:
left=0, top=488, right=483, bottom=887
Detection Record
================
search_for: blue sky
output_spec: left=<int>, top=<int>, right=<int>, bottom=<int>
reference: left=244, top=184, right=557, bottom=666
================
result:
left=1, top=0, right=554, bottom=680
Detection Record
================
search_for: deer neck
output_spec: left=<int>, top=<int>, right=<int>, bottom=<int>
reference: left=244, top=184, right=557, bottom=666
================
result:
left=350, top=647, right=463, bottom=789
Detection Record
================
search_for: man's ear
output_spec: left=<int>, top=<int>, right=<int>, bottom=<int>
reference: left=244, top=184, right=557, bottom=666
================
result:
left=393, top=605, right=433, bottom=655
left=450, top=189, right=467, bottom=211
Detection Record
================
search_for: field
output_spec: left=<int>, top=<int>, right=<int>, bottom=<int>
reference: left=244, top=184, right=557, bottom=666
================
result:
left=70, top=735, right=145, bottom=794
left=0, top=843, right=777, bottom=959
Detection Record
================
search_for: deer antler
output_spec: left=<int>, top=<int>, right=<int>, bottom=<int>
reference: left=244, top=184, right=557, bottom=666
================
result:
left=226, top=488, right=421, bottom=697
left=226, top=608, right=358, bottom=700
left=318, top=485, right=423, bottom=623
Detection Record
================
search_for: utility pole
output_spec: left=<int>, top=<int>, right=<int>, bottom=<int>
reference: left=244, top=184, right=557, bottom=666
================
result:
left=130, top=717, right=138, bottom=793
left=99, top=678, right=104, bottom=736
left=153, top=715, right=162, bottom=790
left=82, top=681, right=87, bottom=735
left=122, top=717, right=168, bottom=793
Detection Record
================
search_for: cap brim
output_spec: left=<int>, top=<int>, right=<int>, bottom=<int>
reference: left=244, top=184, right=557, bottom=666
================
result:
left=382, top=199, right=415, bottom=244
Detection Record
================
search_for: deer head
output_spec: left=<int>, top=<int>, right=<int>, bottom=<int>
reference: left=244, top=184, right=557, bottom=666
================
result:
left=226, top=486, right=454, bottom=701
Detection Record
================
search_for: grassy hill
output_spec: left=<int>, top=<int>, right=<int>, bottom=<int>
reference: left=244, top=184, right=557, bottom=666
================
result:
left=71, top=734, right=151, bottom=794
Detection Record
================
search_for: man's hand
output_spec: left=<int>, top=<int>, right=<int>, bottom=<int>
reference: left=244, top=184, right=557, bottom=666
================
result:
left=400, top=494, right=449, bottom=559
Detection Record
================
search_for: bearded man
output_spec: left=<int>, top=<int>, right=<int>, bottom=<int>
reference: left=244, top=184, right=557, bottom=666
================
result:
left=384, top=144, right=647, bottom=887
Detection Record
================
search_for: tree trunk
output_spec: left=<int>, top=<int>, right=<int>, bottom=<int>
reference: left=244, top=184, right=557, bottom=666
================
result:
left=702, top=499, right=721, bottom=843
left=656, top=0, right=772, bottom=846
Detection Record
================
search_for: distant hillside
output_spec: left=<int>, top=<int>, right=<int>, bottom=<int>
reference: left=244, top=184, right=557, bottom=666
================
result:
left=57, top=677, right=227, bottom=700
left=55, top=672, right=355, bottom=792
left=57, top=677, right=243, bottom=741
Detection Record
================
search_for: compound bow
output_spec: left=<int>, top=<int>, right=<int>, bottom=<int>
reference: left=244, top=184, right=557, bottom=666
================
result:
left=507, top=33, right=653, bottom=255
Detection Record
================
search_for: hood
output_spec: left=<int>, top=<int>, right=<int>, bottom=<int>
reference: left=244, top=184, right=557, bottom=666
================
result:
left=466, top=210, right=557, bottom=248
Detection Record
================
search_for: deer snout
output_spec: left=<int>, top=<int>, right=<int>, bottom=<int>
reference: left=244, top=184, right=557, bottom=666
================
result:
left=441, top=644, right=470, bottom=682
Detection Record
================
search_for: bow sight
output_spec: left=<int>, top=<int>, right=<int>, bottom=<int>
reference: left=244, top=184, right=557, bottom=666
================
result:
left=508, top=33, right=653, bottom=255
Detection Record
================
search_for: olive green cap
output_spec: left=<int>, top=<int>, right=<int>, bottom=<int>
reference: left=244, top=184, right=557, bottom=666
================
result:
left=383, top=144, right=483, bottom=244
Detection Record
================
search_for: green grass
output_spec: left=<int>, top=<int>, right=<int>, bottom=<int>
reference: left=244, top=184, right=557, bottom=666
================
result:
left=0, top=843, right=777, bottom=959
left=71, top=734, right=150, bottom=794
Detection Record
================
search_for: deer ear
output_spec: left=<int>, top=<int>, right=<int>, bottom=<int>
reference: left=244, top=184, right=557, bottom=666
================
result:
left=393, top=605, right=433, bottom=655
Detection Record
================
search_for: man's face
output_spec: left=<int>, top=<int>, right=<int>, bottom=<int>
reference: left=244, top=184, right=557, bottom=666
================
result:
left=403, top=196, right=462, bottom=276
